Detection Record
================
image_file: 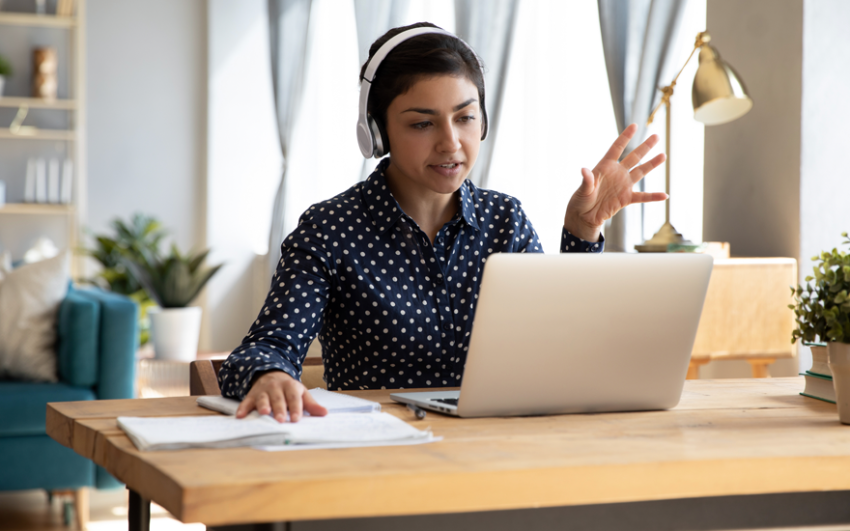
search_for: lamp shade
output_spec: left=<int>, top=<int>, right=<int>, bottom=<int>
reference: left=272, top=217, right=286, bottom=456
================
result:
left=692, top=44, right=752, bottom=125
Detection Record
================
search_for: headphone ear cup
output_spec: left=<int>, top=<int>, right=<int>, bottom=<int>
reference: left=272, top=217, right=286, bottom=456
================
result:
left=369, top=115, right=390, bottom=158
left=481, top=106, right=489, bottom=141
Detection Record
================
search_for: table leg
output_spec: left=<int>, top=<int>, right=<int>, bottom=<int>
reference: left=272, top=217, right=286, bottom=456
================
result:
left=687, top=359, right=709, bottom=379
left=74, top=487, right=89, bottom=531
left=748, top=359, right=775, bottom=378
left=128, top=488, right=151, bottom=531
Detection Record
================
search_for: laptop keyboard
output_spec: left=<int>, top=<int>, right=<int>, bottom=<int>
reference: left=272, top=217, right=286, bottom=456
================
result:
left=431, top=398, right=459, bottom=406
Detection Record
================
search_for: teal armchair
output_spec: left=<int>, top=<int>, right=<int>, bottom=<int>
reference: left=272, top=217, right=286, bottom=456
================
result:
left=0, top=287, right=138, bottom=525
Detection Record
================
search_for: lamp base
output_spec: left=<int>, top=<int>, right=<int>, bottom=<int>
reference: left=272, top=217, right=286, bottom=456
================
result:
left=634, top=222, right=693, bottom=253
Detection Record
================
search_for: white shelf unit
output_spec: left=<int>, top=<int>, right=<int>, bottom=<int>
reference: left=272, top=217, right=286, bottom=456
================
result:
left=0, top=3, right=86, bottom=278
left=0, top=12, right=76, bottom=28
left=0, top=203, right=74, bottom=215
left=0, top=129, right=76, bottom=140
left=0, top=96, right=77, bottom=109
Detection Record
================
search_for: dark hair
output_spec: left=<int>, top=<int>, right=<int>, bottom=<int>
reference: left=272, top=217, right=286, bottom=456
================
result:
left=359, top=22, right=487, bottom=148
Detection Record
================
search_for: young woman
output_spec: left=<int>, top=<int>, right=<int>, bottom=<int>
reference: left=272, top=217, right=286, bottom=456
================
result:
left=219, top=22, right=667, bottom=422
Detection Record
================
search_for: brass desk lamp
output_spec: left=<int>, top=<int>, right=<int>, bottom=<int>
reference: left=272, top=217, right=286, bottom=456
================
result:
left=635, top=31, right=752, bottom=252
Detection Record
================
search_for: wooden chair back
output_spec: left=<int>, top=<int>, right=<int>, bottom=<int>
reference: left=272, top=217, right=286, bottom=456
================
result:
left=189, top=358, right=326, bottom=396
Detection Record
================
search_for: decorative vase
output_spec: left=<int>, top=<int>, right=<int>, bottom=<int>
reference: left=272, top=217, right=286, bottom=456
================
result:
left=149, top=306, right=202, bottom=362
left=32, top=47, right=57, bottom=100
left=827, top=342, right=850, bottom=424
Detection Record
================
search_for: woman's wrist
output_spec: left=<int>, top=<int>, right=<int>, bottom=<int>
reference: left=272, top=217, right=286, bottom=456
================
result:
left=563, top=213, right=602, bottom=243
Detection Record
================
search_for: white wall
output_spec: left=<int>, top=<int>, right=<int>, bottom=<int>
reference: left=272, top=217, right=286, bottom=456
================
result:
left=701, top=0, right=850, bottom=378
left=700, top=0, right=803, bottom=378
left=87, top=0, right=281, bottom=353
left=703, top=0, right=802, bottom=260
left=800, top=0, right=850, bottom=306
left=796, top=0, right=850, bottom=374
left=86, top=0, right=207, bottom=256
left=205, top=0, right=281, bottom=352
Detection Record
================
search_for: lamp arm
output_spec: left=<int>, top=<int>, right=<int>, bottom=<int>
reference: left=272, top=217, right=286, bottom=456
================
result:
left=646, top=31, right=711, bottom=126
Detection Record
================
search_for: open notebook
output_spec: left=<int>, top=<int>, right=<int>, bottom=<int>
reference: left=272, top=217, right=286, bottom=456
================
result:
left=118, top=389, right=437, bottom=451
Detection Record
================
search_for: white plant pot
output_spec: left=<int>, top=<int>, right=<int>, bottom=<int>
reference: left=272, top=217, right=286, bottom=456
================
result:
left=0, top=76, right=5, bottom=98
left=149, top=306, right=202, bottom=362
left=828, top=342, right=850, bottom=424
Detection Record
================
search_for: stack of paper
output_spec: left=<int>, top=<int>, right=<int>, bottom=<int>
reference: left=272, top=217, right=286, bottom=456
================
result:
left=196, top=388, right=381, bottom=416
left=118, top=390, right=438, bottom=452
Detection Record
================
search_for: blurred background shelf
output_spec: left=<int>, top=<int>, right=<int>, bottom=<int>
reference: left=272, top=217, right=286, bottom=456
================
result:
left=0, top=1, right=86, bottom=279
left=0, top=130, right=76, bottom=140
left=0, top=97, right=77, bottom=110
left=0, top=13, right=75, bottom=28
left=0, top=203, right=75, bottom=215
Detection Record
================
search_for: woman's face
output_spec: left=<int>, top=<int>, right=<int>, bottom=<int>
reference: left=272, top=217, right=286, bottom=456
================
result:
left=384, top=74, right=482, bottom=197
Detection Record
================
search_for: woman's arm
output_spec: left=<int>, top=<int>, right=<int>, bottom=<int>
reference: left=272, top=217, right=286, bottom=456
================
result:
left=218, top=218, right=333, bottom=422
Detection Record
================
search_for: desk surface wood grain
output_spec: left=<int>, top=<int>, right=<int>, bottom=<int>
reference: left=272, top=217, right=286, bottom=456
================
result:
left=46, top=378, right=850, bottom=526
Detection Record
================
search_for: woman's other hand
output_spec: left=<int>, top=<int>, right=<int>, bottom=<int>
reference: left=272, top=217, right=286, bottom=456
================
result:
left=563, top=124, right=668, bottom=242
left=235, top=371, right=328, bottom=423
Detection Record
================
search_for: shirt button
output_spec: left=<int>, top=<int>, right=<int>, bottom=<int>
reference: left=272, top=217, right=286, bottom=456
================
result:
left=435, top=277, right=444, bottom=285
left=442, top=323, right=453, bottom=331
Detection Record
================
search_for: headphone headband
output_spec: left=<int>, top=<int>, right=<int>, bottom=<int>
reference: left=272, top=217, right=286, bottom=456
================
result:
left=356, top=26, right=488, bottom=159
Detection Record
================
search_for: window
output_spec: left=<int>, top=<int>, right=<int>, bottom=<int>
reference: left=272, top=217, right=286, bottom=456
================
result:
left=282, top=0, right=706, bottom=251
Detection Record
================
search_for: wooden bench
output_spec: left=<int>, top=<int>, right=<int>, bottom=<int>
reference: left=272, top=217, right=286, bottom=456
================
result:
left=688, top=258, right=797, bottom=379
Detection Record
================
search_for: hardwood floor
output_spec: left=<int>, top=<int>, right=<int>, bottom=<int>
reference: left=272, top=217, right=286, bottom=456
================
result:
left=0, top=489, right=204, bottom=531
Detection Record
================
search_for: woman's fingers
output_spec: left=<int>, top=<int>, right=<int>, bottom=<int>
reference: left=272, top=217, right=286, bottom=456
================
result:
left=270, top=389, right=288, bottom=423
left=630, top=191, right=669, bottom=204
left=236, top=396, right=255, bottom=419
left=601, top=124, right=638, bottom=163
left=576, top=167, right=595, bottom=196
left=303, top=390, right=329, bottom=417
left=630, top=153, right=667, bottom=183
left=620, top=134, right=659, bottom=170
left=283, top=383, right=303, bottom=422
left=254, top=393, right=271, bottom=416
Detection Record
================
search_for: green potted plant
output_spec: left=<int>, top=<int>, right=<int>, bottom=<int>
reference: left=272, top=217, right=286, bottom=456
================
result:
left=0, top=54, right=13, bottom=98
left=124, top=244, right=223, bottom=362
left=791, top=232, right=850, bottom=422
left=83, top=213, right=166, bottom=345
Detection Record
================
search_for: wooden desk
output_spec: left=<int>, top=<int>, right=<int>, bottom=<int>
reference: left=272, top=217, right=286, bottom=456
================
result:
left=47, top=378, right=850, bottom=528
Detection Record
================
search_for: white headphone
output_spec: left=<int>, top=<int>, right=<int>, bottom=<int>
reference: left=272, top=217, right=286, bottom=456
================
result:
left=356, top=26, right=489, bottom=159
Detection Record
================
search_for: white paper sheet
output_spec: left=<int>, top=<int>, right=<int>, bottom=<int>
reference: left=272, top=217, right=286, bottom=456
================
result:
left=255, top=435, right=442, bottom=452
left=197, top=388, right=381, bottom=417
left=118, top=412, right=429, bottom=451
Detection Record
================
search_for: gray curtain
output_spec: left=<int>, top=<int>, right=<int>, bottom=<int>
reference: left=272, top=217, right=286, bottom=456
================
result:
left=354, top=0, right=410, bottom=181
left=267, top=0, right=314, bottom=277
left=597, top=0, right=685, bottom=251
left=454, top=0, right=519, bottom=189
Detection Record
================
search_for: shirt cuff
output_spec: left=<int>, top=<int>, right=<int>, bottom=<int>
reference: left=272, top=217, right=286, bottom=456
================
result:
left=220, top=354, right=301, bottom=400
left=561, top=227, right=605, bottom=253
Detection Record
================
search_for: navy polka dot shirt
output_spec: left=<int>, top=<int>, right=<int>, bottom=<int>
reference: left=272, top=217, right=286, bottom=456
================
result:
left=219, top=159, right=604, bottom=396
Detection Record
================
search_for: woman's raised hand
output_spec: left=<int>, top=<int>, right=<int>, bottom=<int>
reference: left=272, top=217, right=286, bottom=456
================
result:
left=235, top=370, right=328, bottom=423
left=563, top=124, right=668, bottom=242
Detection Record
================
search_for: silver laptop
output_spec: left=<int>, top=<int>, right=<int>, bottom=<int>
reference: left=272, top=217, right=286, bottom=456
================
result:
left=391, top=253, right=713, bottom=417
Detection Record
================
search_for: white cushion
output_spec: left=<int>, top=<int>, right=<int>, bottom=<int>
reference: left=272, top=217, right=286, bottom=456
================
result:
left=0, top=253, right=69, bottom=382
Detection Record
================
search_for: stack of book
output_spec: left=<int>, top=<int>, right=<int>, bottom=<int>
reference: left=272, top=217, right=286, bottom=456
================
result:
left=800, top=344, right=835, bottom=403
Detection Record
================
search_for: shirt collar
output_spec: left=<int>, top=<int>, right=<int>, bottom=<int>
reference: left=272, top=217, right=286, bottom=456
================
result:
left=457, top=176, right=481, bottom=231
left=362, top=158, right=481, bottom=234
left=362, top=159, right=405, bottom=234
